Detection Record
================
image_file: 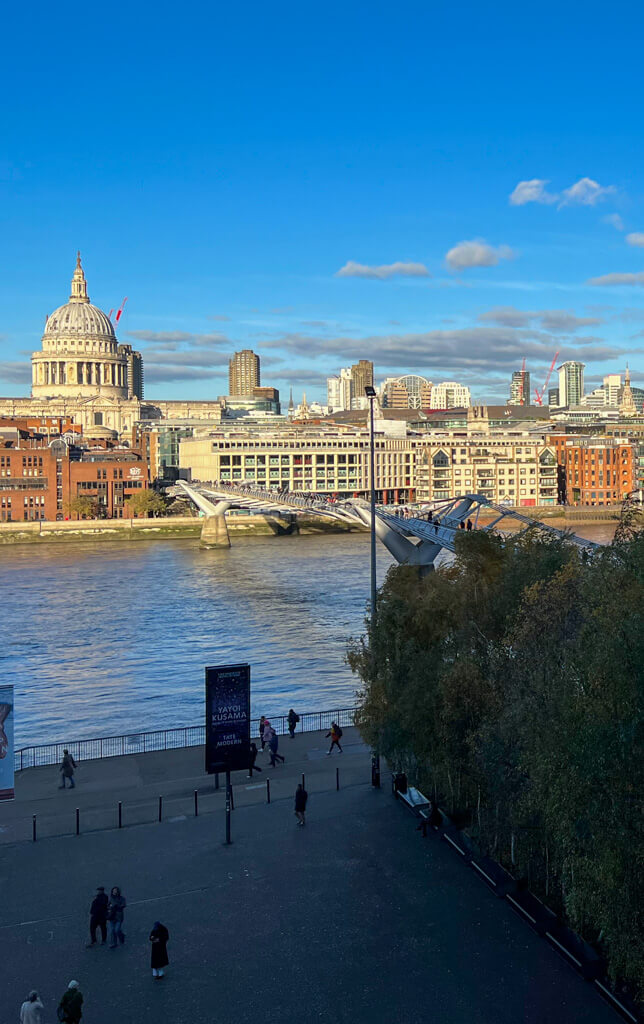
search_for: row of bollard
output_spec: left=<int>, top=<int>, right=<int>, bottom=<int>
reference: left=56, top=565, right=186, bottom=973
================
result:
left=31, top=768, right=343, bottom=841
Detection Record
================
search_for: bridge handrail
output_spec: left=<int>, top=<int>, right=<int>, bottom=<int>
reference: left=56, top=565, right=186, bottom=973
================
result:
left=14, top=706, right=359, bottom=771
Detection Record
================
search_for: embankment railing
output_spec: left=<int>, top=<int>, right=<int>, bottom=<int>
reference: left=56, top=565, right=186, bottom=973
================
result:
left=15, top=706, right=358, bottom=771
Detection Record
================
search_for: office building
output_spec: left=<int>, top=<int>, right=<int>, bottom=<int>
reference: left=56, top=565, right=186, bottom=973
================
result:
left=382, top=375, right=432, bottom=409
left=350, top=360, right=374, bottom=408
left=327, top=368, right=352, bottom=412
left=0, top=436, right=149, bottom=521
left=430, top=382, right=471, bottom=409
left=557, top=361, right=585, bottom=407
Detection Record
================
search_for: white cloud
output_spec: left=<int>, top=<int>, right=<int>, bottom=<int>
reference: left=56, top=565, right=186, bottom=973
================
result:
left=604, top=213, right=624, bottom=231
left=445, top=239, right=515, bottom=271
left=335, top=260, right=430, bottom=280
left=478, top=306, right=602, bottom=332
left=559, top=177, right=616, bottom=207
left=588, top=272, right=644, bottom=286
left=626, top=233, right=644, bottom=247
left=509, top=179, right=558, bottom=206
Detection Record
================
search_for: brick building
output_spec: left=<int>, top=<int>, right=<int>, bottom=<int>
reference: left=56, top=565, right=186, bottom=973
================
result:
left=556, top=437, right=635, bottom=506
left=0, top=438, right=149, bottom=522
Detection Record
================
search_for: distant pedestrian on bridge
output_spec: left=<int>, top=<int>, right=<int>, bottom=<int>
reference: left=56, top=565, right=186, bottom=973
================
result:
left=248, top=741, right=262, bottom=778
left=287, top=708, right=300, bottom=739
left=19, top=990, right=44, bottom=1024
left=258, top=715, right=267, bottom=750
left=294, top=783, right=308, bottom=825
left=57, top=981, right=83, bottom=1024
left=58, top=749, right=77, bottom=789
left=326, top=722, right=343, bottom=755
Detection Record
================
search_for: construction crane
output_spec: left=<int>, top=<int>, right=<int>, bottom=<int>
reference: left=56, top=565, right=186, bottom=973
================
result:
left=534, top=351, right=559, bottom=406
left=115, top=297, right=128, bottom=323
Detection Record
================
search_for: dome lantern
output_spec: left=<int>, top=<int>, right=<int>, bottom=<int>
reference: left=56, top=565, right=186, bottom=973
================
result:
left=69, top=251, right=90, bottom=304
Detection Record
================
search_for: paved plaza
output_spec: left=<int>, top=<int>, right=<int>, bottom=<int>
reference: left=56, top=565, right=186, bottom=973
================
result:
left=1, top=731, right=616, bottom=1023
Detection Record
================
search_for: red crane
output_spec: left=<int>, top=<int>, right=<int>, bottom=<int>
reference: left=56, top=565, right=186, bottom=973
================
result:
left=534, top=351, right=559, bottom=406
left=115, top=297, right=128, bottom=323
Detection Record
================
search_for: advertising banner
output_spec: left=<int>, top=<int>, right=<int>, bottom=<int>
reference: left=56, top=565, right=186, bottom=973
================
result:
left=205, top=664, right=250, bottom=775
left=0, top=685, right=14, bottom=801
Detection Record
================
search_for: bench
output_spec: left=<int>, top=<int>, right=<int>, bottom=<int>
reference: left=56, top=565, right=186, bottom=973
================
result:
left=393, top=779, right=443, bottom=836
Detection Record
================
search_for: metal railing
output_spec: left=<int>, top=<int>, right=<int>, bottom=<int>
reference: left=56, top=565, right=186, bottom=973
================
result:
left=14, top=706, right=358, bottom=771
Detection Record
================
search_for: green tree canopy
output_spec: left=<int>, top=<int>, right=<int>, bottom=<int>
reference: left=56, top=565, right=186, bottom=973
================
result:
left=349, top=516, right=644, bottom=996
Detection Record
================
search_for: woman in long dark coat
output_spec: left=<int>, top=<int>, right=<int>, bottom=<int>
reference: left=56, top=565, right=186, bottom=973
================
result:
left=150, top=921, right=169, bottom=978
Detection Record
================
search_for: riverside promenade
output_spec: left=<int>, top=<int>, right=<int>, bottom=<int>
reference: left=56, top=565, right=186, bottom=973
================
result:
left=1, top=728, right=615, bottom=1024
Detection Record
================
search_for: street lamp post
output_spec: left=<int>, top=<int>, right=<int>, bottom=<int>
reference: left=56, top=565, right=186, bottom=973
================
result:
left=365, top=385, right=380, bottom=788
left=365, top=385, right=377, bottom=616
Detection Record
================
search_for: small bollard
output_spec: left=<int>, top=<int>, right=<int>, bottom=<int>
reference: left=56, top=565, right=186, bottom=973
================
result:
left=266, top=778, right=271, bottom=804
left=336, top=766, right=340, bottom=791
left=75, top=808, right=80, bottom=835
left=194, top=790, right=198, bottom=817
left=118, top=801, right=122, bottom=828
left=32, top=815, right=37, bottom=842
left=158, top=796, right=163, bottom=823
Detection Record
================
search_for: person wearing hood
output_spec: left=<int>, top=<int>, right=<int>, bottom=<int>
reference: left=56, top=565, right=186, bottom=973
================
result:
left=150, top=921, right=170, bottom=978
left=57, top=981, right=83, bottom=1023
left=107, top=886, right=126, bottom=948
left=20, top=990, right=44, bottom=1024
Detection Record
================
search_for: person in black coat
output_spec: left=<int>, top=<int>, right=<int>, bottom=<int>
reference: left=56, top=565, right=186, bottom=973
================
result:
left=150, top=921, right=169, bottom=979
left=86, top=886, right=108, bottom=946
left=247, top=741, right=262, bottom=778
left=294, top=783, right=308, bottom=826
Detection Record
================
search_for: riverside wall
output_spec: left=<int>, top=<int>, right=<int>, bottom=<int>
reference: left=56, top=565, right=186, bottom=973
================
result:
left=0, top=512, right=363, bottom=546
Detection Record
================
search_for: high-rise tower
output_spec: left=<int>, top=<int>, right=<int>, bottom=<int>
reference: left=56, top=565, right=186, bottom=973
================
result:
left=228, top=349, right=260, bottom=396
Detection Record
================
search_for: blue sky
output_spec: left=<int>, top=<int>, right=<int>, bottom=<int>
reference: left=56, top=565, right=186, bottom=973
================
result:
left=2, top=1, right=644, bottom=404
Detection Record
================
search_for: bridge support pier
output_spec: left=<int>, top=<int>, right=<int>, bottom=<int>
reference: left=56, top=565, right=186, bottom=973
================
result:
left=200, top=514, right=231, bottom=549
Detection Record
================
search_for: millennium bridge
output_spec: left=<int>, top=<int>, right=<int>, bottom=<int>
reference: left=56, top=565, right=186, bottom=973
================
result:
left=178, top=480, right=600, bottom=573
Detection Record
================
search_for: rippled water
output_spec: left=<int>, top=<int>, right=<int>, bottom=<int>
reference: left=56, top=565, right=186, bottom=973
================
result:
left=1, top=520, right=615, bottom=748
left=1, top=534, right=395, bottom=748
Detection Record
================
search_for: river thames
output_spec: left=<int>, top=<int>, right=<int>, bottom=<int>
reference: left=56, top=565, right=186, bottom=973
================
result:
left=2, top=522, right=617, bottom=748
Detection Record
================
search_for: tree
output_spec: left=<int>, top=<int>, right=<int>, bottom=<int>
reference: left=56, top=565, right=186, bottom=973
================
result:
left=349, top=525, right=644, bottom=996
left=124, top=489, right=167, bottom=518
left=64, top=495, right=99, bottom=520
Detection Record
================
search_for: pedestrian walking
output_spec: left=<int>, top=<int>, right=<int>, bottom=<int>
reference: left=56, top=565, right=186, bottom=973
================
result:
left=247, top=741, right=262, bottom=778
left=262, top=718, right=273, bottom=754
left=86, top=885, right=108, bottom=947
left=57, top=981, right=83, bottom=1024
left=258, top=715, right=266, bottom=751
left=107, top=886, right=126, bottom=948
left=287, top=708, right=300, bottom=739
left=294, top=783, right=308, bottom=826
left=466, top=518, right=473, bottom=531
left=149, top=920, right=170, bottom=979
left=58, top=749, right=77, bottom=789
left=325, top=722, right=343, bottom=755
left=268, top=728, right=285, bottom=766
left=19, top=991, right=44, bottom=1024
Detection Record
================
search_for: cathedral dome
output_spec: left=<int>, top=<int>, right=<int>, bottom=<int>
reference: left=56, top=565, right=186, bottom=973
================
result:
left=43, top=253, right=115, bottom=341
left=44, top=301, right=115, bottom=340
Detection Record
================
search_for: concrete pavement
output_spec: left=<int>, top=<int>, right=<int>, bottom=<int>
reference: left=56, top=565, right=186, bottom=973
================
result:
left=1, top=727, right=368, bottom=843
left=0, top=737, right=616, bottom=1024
